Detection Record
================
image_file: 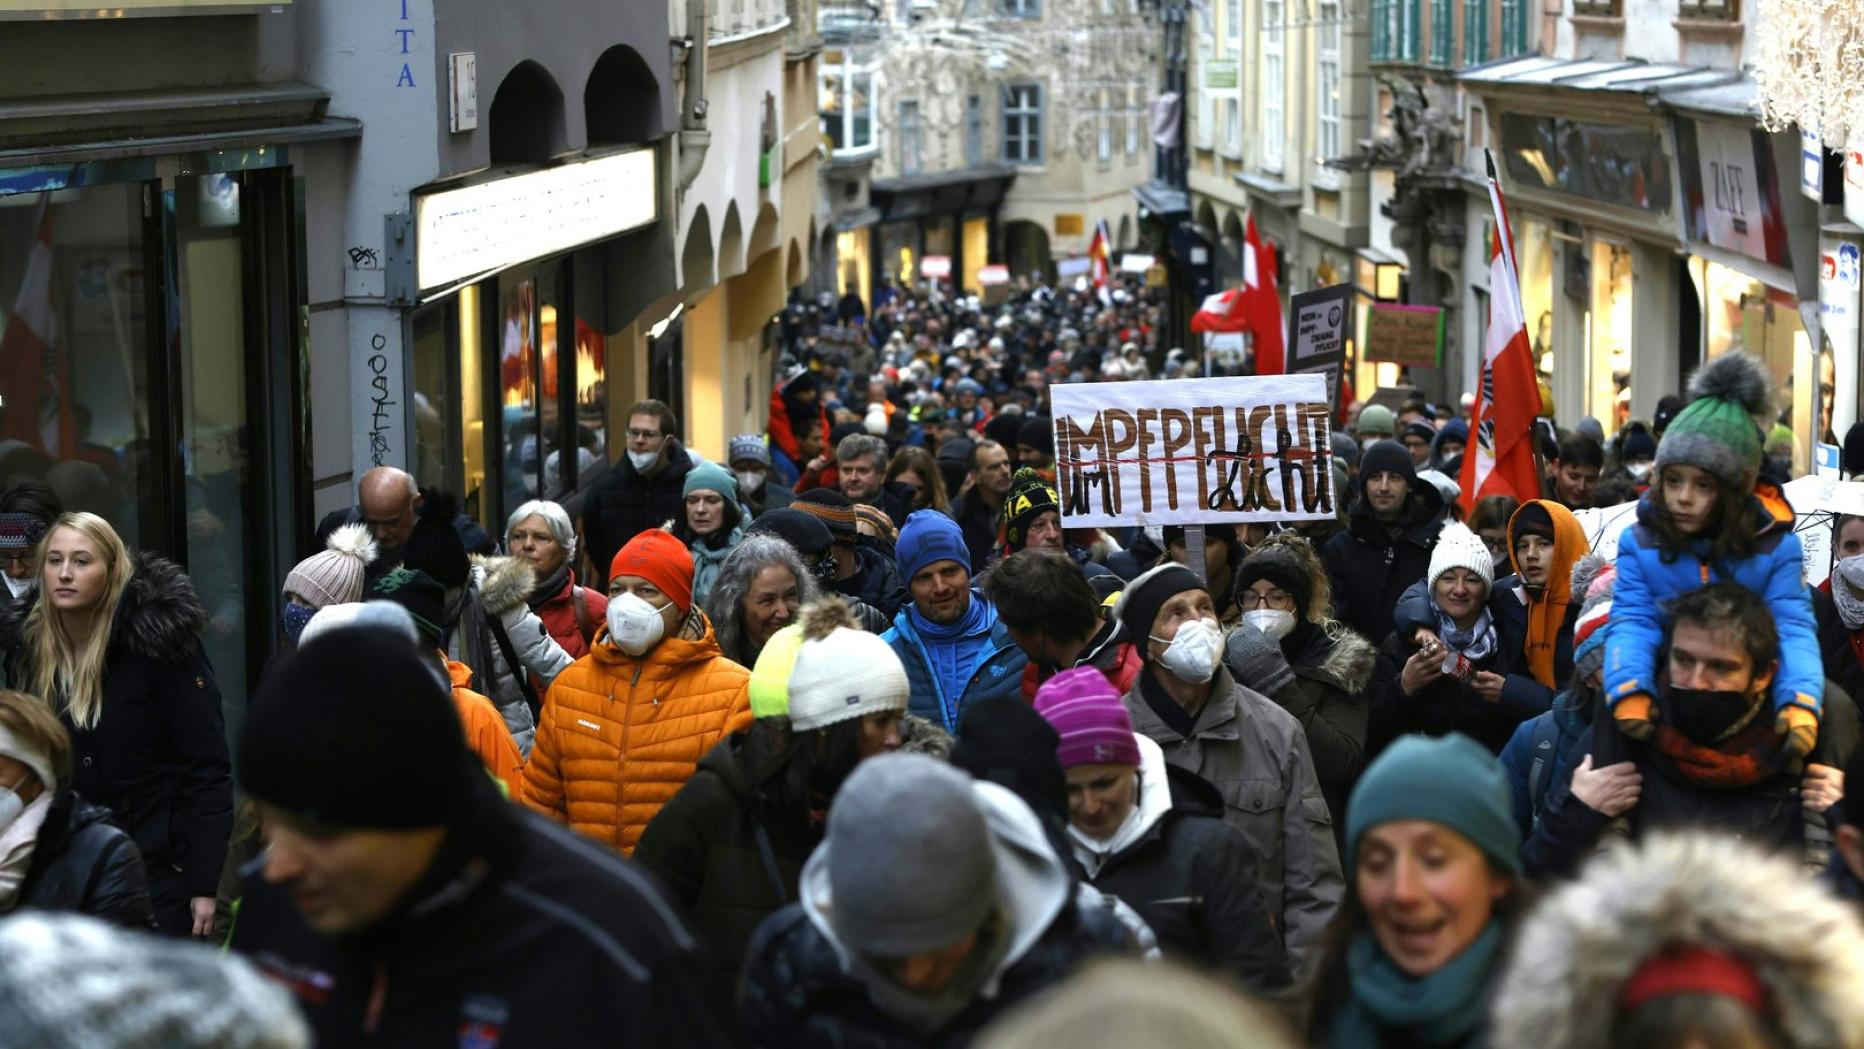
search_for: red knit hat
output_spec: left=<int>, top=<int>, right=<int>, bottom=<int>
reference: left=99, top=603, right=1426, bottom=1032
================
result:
left=610, top=530, right=695, bottom=612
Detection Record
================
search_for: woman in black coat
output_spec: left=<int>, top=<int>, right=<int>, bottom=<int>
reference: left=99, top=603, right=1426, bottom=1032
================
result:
left=5, top=512, right=231, bottom=937
left=0, top=688, right=152, bottom=927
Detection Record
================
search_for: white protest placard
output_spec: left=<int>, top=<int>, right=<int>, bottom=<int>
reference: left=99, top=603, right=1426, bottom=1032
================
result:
left=1050, top=374, right=1337, bottom=527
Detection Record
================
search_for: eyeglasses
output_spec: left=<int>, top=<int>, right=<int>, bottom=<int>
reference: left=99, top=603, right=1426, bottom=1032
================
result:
left=626, top=428, right=664, bottom=441
left=1239, top=589, right=1292, bottom=610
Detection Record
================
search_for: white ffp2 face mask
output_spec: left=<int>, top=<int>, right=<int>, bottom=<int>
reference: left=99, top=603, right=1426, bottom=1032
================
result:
left=607, top=592, right=668, bottom=655
left=1151, top=617, right=1223, bottom=683
left=1242, top=608, right=1297, bottom=640
left=735, top=469, right=766, bottom=496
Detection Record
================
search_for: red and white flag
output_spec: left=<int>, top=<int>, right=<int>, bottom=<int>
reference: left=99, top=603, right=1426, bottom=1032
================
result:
left=1087, top=219, right=1112, bottom=304
left=1243, top=215, right=1285, bottom=374
left=1459, top=157, right=1544, bottom=514
left=0, top=195, right=71, bottom=456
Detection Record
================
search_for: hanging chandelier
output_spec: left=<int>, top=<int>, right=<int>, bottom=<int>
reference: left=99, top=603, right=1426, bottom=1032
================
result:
left=1753, top=0, right=1864, bottom=147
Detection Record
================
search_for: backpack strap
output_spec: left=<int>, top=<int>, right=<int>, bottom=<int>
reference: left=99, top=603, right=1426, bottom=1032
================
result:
left=571, top=585, right=595, bottom=649
left=1526, top=715, right=1562, bottom=826
left=486, top=612, right=544, bottom=722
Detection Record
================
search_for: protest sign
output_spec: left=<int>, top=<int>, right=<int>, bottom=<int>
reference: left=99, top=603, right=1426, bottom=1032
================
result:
left=1050, top=374, right=1336, bottom=527
left=1365, top=303, right=1443, bottom=367
left=1287, top=283, right=1352, bottom=412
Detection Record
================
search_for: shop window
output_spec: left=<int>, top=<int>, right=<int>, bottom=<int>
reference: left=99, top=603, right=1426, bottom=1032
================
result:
left=499, top=275, right=541, bottom=513
left=1589, top=240, right=1633, bottom=435
left=1500, top=113, right=1671, bottom=213
left=1517, top=218, right=1555, bottom=378
left=1002, top=83, right=1044, bottom=165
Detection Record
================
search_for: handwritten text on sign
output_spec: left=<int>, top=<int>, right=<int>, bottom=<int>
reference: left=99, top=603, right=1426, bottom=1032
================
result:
left=1050, top=374, right=1336, bottom=527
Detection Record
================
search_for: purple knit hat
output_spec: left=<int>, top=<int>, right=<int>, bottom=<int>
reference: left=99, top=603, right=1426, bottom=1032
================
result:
left=1033, top=667, right=1141, bottom=769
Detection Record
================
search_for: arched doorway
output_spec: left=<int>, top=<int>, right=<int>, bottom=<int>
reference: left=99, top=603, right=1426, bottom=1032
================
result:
left=1004, top=220, right=1053, bottom=284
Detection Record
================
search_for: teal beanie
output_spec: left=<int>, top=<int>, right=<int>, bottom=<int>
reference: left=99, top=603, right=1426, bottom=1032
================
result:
left=683, top=460, right=737, bottom=501
left=1345, top=733, right=1521, bottom=877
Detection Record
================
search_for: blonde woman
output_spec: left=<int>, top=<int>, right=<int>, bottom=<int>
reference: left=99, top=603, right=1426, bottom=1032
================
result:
left=7, top=512, right=231, bottom=938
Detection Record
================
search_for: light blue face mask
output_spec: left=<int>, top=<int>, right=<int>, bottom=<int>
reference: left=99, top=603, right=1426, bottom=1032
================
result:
left=282, top=602, right=317, bottom=644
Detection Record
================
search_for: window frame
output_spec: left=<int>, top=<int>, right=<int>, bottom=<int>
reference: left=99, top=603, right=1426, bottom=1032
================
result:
left=1317, top=0, right=1342, bottom=175
left=1001, top=0, right=1040, bottom=17
left=1261, top=0, right=1285, bottom=171
left=1002, top=81, right=1045, bottom=165
left=898, top=98, right=923, bottom=174
left=1463, top=0, right=1489, bottom=65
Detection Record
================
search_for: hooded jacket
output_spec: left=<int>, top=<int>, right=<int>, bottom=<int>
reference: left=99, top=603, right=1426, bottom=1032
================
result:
left=520, top=613, right=753, bottom=855
left=1506, top=499, right=1586, bottom=689
left=1321, top=479, right=1449, bottom=645
left=1606, top=486, right=1822, bottom=718
left=1250, top=621, right=1377, bottom=852
left=882, top=594, right=1030, bottom=733
left=582, top=439, right=698, bottom=584
left=234, top=778, right=736, bottom=1048
left=5, top=554, right=232, bottom=930
left=444, top=659, right=527, bottom=798
left=738, top=781, right=1133, bottom=1049
left=17, top=786, right=152, bottom=928
left=1069, top=734, right=1290, bottom=990
left=1121, top=670, right=1343, bottom=974
left=472, top=554, right=575, bottom=757
left=1491, top=832, right=1864, bottom=1049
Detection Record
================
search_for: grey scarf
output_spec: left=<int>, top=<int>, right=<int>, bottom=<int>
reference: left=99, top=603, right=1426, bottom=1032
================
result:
left=1834, top=556, right=1864, bottom=631
left=1433, top=604, right=1496, bottom=662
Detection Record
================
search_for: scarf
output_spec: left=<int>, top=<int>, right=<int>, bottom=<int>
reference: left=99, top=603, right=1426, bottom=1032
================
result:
left=689, top=526, right=744, bottom=610
left=906, top=592, right=995, bottom=730
left=1646, top=718, right=1787, bottom=790
left=1833, top=556, right=1864, bottom=631
left=1139, top=668, right=1201, bottom=740
left=1331, top=921, right=1502, bottom=1049
left=526, top=560, right=572, bottom=612
left=1432, top=605, right=1496, bottom=663
left=0, top=793, right=53, bottom=911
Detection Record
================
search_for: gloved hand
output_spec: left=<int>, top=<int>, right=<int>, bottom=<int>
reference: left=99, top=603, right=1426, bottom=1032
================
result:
left=1225, top=622, right=1294, bottom=695
left=1778, top=705, right=1820, bottom=759
left=1613, top=692, right=1656, bottom=741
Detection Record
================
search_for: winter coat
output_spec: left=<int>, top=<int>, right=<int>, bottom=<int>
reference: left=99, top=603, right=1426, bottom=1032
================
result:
left=530, top=567, right=606, bottom=661
left=634, top=717, right=954, bottom=980
left=1812, top=586, right=1864, bottom=712
left=1071, top=736, right=1290, bottom=989
left=5, top=554, right=232, bottom=933
left=17, top=787, right=152, bottom=928
left=882, top=595, right=1030, bottom=733
left=1252, top=622, right=1377, bottom=847
left=690, top=526, right=745, bottom=612
left=833, top=544, right=907, bottom=620
left=472, top=555, right=575, bottom=758
left=1386, top=577, right=1557, bottom=744
left=444, top=659, right=526, bottom=799
left=745, top=478, right=795, bottom=519
left=521, top=614, right=753, bottom=855
left=1605, top=488, right=1823, bottom=719
left=1370, top=603, right=1547, bottom=758
left=1320, top=482, right=1448, bottom=645
left=1121, top=671, right=1343, bottom=974
left=234, top=780, right=736, bottom=1048
left=1492, top=832, right=1864, bottom=1049
left=581, top=439, right=698, bottom=584
left=738, top=780, right=1134, bottom=1049
left=949, top=489, right=1002, bottom=573
left=1498, top=687, right=1592, bottom=840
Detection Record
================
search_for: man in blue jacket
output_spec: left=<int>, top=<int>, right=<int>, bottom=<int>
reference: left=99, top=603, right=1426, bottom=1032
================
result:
left=882, top=510, right=1028, bottom=732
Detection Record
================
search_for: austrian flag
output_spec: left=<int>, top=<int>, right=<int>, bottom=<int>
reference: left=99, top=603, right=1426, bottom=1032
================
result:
left=1459, top=155, right=1543, bottom=514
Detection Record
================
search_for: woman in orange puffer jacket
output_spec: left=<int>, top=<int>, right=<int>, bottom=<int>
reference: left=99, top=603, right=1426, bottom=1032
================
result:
left=522, top=529, right=753, bottom=855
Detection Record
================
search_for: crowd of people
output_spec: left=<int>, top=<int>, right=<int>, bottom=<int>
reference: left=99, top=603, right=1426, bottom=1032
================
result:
left=0, top=274, right=1862, bottom=1048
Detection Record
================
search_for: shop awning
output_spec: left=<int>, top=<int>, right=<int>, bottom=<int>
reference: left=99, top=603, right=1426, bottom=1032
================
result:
left=0, top=81, right=360, bottom=170
left=1459, top=55, right=1740, bottom=99
left=833, top=205, right=882, bottom=232
left=871, top=164, right=1016, bottom=223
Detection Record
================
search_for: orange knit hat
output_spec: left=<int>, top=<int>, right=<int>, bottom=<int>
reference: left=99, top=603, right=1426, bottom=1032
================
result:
left=610, top=530, right=695, bottom=612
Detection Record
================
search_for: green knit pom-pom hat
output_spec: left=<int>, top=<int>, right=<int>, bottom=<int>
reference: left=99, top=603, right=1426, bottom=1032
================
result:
left=1654, top=351, right=1772, bottom=493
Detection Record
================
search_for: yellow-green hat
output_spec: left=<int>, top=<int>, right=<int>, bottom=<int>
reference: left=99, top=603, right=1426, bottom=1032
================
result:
left=749, top=623, right=806, bottom=719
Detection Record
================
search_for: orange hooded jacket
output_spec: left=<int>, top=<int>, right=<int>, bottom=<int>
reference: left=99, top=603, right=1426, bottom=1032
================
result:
left=1505, top=499, right=1589, bottom=689
left=520, top=614, right=752, bottom=855
left=445, top=658, right=526, bottom=799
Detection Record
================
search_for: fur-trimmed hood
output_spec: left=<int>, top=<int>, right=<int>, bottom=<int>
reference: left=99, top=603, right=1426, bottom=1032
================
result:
left=470, top=554, right=537, bottom=618
left=0, top=552, right=207, bottom=668
left=1291, top=625, right=1378, bottom=695
left=1491, top=833, right=1864, bottom=1049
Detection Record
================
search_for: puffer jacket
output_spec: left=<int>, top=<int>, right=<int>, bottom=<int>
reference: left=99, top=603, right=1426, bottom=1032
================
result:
left=882, top=594, right=1029, bottom=734
left=1121, top=670, right=1343, bottom=975
left=471, top=555, right=574, bottom=757
left=1491, top=832, right=1864, bottom=1049
left=1606, top=486, right=1822, bottom=718
left=445, top=659, right=526, bottom=799
left=521, top=614, right=753, bottom=855
left=1320, top=479, right=1448, bottom=645
left=739, top=780, right=1134, bottom=1049
left=18, top=787, right=152, bottom=928
left=1070, top=736, right=1290, bottom=990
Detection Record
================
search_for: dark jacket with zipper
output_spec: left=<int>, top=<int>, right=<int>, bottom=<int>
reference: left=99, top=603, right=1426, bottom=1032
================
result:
left=5, top=554, right=232, bottom=933
left=18, top=787, right=153, bottom=928
left=1320, top=482, right=1448, bottom=645
left=1369, top=602, right=1547, bottom=759
left=1079, top=762, right=1290, bottom=990
left=232, top=780, right=735, bottom=1048
left=582, top=439, right=698, bottom=583
left=833, top=544, right=907, bottom=621
left=1812, top=586, right=1864, bottom=712
left=1241, top=622, right=1377, bottom=850
left=1390, top=575, right=1563, bottom=725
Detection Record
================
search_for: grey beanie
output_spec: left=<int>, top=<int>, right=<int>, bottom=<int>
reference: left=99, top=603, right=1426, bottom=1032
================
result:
left=0, top=912, right=310, bottom=1049
left=826, top=753, right=997, bottom=957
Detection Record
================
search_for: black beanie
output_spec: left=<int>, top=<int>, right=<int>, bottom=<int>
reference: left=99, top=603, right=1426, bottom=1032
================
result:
left=1114, top=562, right=1205, bottom=644
left=746, top=508, right=833, bottom=559
left=371, top=567, right=448, bottom=644
left=1002, top=468, right=1061, bottom=549
left=399, top=514, right=469, bottom=590
left=239, top=628, right=483, bottom=829
left=1621, top=422, right=1658, bottom=463
left=1511, top=501, right=1555, bottom=547
left=1017, top=416, right=1055, bottom=457
left=1358, top=439, right=1416, bottom=487
left=1234, top=545, right=1314, bottom=619
left=950, top=694, right=1068, bottom=827
left=1845, top=422, right=1864, bottom=477
left=984, top=413, right=1023, bottom=450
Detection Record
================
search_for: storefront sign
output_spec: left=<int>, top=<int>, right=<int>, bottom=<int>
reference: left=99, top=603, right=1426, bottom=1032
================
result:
left=1055, top=214, right=1085, bottom=237
left=1364, top=303, right=1443, bottom=368
left=1203, top=59, right=1239, bottom=91
left=414, top=148, right=656, bottom=292
left=1821, top=234, right=1862, bottom=440
left=1682, top=120, right=1786, bottom=265
left=0, top=0, right=285, bottom=14
left=1050, top=374, right=1336, bottom=527
left=1287, top=284, right=1354, bottom=412
left=920, top=255, right=952, bottom=279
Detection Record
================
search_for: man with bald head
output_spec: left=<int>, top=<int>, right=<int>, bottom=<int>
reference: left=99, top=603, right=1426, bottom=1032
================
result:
left=311, top=466, right=496, bottom=588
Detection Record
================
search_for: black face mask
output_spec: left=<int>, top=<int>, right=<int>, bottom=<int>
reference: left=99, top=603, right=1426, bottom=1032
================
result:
left=1659, top=685, right=1761, bottom=745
